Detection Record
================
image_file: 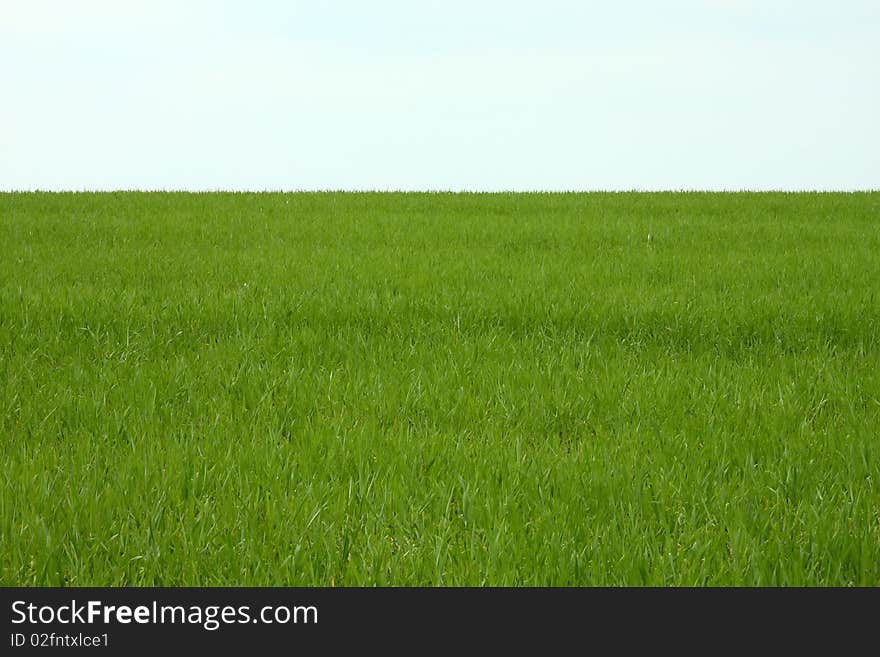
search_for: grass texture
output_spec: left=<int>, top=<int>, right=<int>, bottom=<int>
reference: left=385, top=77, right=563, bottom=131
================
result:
left=1, top=191, right=879, bottom=585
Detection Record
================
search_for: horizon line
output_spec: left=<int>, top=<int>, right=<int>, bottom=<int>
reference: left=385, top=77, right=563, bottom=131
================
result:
left=2, top=188, right=879, bottom=194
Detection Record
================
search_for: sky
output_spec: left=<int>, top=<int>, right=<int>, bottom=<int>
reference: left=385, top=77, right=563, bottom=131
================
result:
left=1, top=0, right=878, bottom=191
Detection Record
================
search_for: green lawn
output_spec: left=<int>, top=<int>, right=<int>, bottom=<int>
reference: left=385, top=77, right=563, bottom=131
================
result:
left=2, top=191, right=879, bottom=585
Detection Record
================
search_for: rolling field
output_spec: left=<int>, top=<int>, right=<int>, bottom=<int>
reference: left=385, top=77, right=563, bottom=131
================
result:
left=1, top=191, right=879, bottom=586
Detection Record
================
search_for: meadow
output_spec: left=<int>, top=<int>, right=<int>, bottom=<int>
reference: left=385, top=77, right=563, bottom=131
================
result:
left=1, top=191, right=879, bottom=586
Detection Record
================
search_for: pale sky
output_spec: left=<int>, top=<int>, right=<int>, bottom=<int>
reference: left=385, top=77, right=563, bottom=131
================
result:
left=2, top=1, right=878, bottom=191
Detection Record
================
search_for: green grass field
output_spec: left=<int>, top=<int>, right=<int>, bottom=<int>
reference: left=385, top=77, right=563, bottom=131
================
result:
left=2, top=191, right=879, bottom=586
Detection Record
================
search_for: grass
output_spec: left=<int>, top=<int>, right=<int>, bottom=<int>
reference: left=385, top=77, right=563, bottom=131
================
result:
left=1, top=191, right=879, bottom=586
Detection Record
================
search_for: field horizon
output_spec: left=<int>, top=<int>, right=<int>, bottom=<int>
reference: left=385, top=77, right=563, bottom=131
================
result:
left=2, top=191, right=879, bottom=585
left=4, top=189, right=878, bottom=195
